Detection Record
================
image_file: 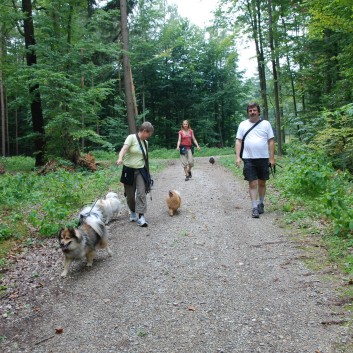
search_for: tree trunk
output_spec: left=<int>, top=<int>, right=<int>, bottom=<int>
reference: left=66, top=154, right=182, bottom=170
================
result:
left=22, top=0, right=46, bottom=166
left=281, top=16, right=300, bottom=141
left=81, top=48, right=85, bottom=149
left=255, top=0, right=268, bottom=120
left=15, top=97, right=19, bottom=155
left=0, top=41, right=5, bottom=156
left=247, top=0, right=268, bottom=120
left=120, top=0, right=137, bottom=133
left=5, top=93, right=9, bottom=155
left=267, top=0, right=282, bottom=155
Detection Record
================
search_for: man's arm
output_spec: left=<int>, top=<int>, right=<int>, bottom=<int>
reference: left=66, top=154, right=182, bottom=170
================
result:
left=235, top=138, right=242, bottom=167
left=268, top=138, right=275, bottom=166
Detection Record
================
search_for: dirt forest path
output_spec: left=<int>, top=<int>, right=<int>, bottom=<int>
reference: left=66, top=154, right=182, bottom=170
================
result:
left=1, top=157, right=351, bottom=352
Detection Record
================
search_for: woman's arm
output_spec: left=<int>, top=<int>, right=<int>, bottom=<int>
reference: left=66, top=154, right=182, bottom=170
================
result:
left=192, top=134, right=201, bottom=151
left=176, top=133, right=181, bottom=150
left=116, top=144, right=129, bottom=165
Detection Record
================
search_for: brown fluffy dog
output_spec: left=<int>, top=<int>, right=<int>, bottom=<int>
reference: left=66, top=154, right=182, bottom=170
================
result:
left=58, top=210, right=112, bottom=277
left=166, top=190, right=181, bottom=216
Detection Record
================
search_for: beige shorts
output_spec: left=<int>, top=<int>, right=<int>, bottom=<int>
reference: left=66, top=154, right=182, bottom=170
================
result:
left=180, top=149, right=194, bottom=168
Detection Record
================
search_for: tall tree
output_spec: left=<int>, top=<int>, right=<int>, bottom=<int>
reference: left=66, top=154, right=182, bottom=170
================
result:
left=120, top=0, right=137, bottom=133
left=21, top=0, right=45, bottom=166
left=0, top=29, right=5, bottom=156
left=241, top=0, right=269, bottom=119
left=267, top=0, right=282, bottom=154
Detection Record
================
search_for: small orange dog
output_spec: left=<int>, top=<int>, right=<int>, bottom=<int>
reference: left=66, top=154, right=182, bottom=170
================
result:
left=166, top=190, right=181, bottom=216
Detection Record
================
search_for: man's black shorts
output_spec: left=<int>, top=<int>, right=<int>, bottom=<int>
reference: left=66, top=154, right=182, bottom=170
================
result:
left=243, top=158, right=269, bottom=182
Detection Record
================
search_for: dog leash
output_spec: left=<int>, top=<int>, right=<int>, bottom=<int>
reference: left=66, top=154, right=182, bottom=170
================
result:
left=78, top=166, right=119, bottom=225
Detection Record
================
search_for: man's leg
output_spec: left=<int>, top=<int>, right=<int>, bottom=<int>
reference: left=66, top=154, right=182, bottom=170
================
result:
left=258, top=179, right=266, bottom=200
left=244, top=159, right=260, bottom=218
left=249, top=179, right=258, bottom=205
left=249, top=180, right=260, bottom=218
left=257, top=179, right=266, bottom=214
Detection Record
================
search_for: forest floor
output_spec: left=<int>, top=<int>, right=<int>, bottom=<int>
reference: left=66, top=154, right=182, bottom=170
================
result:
left=0, top=157, right=352, bottom=352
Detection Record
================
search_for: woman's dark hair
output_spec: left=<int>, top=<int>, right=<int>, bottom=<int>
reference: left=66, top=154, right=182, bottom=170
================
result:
left=247, top=102, right=261, bottom=114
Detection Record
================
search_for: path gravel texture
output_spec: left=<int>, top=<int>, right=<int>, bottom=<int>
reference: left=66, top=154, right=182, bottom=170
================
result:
left=0, top=157, right=351, bottom=352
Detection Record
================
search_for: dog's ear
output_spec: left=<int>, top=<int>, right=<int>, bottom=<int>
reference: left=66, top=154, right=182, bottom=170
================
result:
left=58, top=228, right=63, bottom=239
left=68, top=227, right=77, bottom=237
left=69, top=227, right=82, bottom=242
left=169, top=191, right=173, bottom=198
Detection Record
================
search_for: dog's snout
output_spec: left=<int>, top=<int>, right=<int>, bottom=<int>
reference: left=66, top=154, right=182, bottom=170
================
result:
left=60, top=241, right=71, bottom=249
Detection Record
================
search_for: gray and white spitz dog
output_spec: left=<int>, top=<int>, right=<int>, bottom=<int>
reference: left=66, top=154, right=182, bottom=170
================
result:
left=58, top=206, right=112, bottom=277
left=95, top=192, right=122, bottom=224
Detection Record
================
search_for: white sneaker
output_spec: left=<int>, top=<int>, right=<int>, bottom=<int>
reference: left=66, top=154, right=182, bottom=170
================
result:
left=129, top=212, right=138, bottom=222
left=137, top=215, right=148, bottom=227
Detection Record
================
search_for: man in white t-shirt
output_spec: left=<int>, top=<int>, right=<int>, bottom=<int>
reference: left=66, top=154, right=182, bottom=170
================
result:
left=235, top=102, right=275, bottom=218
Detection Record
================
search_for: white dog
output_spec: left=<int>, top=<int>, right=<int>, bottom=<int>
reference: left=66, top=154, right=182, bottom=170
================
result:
left=95, top=192, right=122, bottom=224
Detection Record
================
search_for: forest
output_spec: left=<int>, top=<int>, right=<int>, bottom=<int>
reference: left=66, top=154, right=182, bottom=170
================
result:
left=2, top=2, right=353, bottom=334
left=0, top=0, right=351, bottom=171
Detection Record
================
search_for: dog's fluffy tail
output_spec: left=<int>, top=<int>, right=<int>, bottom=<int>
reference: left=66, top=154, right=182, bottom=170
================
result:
left=84, top=214, right=106, bottom=237
left=106, top=192, right=119, bottom=199
left=79, top=206, right=105, bottom=236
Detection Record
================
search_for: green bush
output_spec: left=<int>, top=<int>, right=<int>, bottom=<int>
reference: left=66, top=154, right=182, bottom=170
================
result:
left=282, top=144, right=333, bottom=196
left=0, top=160, right=122, bottom=241
left=0, top=156, right=35, bottom=172
left=277, top=143, right=353, bottom=237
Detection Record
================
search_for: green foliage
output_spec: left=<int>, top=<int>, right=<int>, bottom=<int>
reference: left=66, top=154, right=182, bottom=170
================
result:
left=90, top=150, right=117, bottom=162
left=275, top=143, right=353, bottom=237
left=308, top=0, right=353, bottom=38
left=0, top=158, right=122, bottom=241
left=0, top=156, right=35, bottom=172
left=311, top=103, right=353, bottom=173
left=281, top=144, right=333, bottom=196
left=129, top=0, right=252, bottom=149
left=0, top=225, right=12, bottom=242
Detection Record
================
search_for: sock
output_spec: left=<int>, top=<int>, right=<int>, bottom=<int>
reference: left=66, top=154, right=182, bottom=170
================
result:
left=252, top=201, right=258, bottom=208
left=259, top=197, right=264, bottom=204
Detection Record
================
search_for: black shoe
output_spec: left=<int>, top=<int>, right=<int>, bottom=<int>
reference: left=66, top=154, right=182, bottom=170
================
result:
left=252, top=207, right=260, bottom=218
left=188, top=171, right=192, bottom=178
left=185, top=176, right=190, bottom=181
left=258, top=203, right=264, bottom=214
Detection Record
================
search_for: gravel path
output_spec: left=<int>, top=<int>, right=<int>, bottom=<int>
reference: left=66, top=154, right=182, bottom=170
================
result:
left=0, top=157, right=351, bottom=352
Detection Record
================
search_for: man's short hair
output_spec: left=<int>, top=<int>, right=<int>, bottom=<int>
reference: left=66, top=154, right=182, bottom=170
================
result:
left=247, top=102, right=261, bottom=114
